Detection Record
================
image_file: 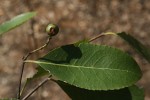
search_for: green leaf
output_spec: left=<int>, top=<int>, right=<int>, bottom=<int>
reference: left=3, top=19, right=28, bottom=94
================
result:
left=0, top=12, right=36, bottom=36
left=117, top=32, right=150, bottom=63
left=24, top=66, right=49, bottom=85
left=23, top=66, right=49, bottom=88
left=129, top=85, right=144, bottom=100
left=26, top=42, right=142, bottom=90
left=32, top=66, right=49, bottom=79
left=56, top=81, right=144, bottom=100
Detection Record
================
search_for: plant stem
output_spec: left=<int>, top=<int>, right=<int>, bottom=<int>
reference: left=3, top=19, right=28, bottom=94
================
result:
left=22, top=75, right=52, bottom=100
left=89, top=33, right=105, bottom=42
left=17, top=37, right=51, bottom=99
left=17, top=62, right=26, bottom=99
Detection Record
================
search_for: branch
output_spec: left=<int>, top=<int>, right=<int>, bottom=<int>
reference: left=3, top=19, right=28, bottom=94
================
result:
left=17, top=37, right=51, bottom=99
left=22, top=75, right=52, bottom=100
left=17, top=23, right=59, bottom=99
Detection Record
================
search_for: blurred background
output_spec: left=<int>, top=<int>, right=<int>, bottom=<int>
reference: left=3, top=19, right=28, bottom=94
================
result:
left=0, top=0, right=150, bottom=100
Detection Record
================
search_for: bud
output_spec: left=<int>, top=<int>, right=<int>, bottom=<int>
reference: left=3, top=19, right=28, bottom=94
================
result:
left=46, top=24, right=59, bottom=36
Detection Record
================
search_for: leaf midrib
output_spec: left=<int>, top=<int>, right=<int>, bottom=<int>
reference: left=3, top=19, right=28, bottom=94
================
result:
left=27, top=60, right=139, bottom=76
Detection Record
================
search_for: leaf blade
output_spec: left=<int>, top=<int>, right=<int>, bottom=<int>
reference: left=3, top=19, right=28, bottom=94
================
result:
left=27, top=42, right=142, bottom=90
left=0, top=12, right=36, bottom=36
left=117, top=32, right=150, bottom=63
left=129, top=85, right=144, bottom=100
left=56, top=81, right=144, bottom=100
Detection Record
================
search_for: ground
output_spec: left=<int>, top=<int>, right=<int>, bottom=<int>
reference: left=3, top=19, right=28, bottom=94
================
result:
left=0, top=0, right=150, bottom=100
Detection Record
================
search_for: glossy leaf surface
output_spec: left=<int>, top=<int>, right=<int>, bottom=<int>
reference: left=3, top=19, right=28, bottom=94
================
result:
left=27, top=42, right=142, bottom=90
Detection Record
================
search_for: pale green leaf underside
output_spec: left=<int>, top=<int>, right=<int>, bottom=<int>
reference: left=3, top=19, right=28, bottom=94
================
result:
left=27, top=43, right=142, bottom=90
left=0, top=12, right=36, bottom=36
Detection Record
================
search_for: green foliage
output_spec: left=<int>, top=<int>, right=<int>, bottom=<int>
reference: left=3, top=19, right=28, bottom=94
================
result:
left=129, top=85, right=144, bottom=100
left=0, top=10, right=145, bottom=100
left=105, top=32, right=150, bottom=63
left=26, top=42, right=142, bottom=90
left=0, top=12, right=36, bottom=36
left=56, top=81, right=144, bottom=100
left=31, top=66, right=49, bottom=79
left=117, top=32, right=150, bottom=63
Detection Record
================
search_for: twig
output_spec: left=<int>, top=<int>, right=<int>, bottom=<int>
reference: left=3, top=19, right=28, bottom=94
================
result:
left=20, top=78, right=28, bottom=97
left=23, top=37, right=51, bottom=60
left=17, top=37, right=51, bottom=99
left=89, top=33, right=105, bottom=42
left=22, top=75, right=52, bottom=100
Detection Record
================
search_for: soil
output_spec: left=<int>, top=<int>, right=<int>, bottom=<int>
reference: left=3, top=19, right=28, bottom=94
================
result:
left=0, top=0, right=150, bottom=100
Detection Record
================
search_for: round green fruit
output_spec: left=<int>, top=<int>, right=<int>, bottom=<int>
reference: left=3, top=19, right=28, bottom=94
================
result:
left=46, top=24, right=59, bottom=36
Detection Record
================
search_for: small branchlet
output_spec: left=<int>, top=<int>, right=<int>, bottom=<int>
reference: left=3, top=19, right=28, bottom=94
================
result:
left=17, top=24, right=59, bottom=100
left=22, top=75, right=52, bottom=100
left=89, top=32, right=116, bottom=42
left=89, top=33, right=105, bottom=42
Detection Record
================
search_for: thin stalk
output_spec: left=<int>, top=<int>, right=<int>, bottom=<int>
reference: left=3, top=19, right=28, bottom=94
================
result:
left=19, top=78, right=29, bottom=97
left=89, top=33, right=105, bottom=42
left=22, top=75, right=52, bottom=100
left=17, top=37, right=51, bottom=99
